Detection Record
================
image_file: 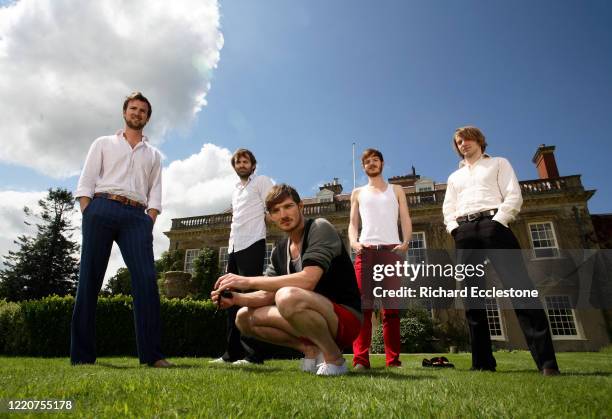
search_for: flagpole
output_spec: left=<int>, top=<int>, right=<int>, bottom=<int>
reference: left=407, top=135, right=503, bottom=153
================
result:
left=352, top=142, right=356, bottom=190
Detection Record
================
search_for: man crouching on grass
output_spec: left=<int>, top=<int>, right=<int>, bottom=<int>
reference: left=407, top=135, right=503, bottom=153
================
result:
left=211, top=184, right=362, bottom=376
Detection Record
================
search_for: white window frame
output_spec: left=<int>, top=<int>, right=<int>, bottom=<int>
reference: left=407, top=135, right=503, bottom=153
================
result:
left=263, top=242, right=274, bottom=274
left=544, top=295, right=583, bottom=340
left=485, top=298, right=506, bottom=341
left=218, top=246, right=229, bottom=273
left=528, top=221, right=560, bottom=259
left=184, top=249, right=202, bottom=275
left=406, top=231, right=427, bottom=265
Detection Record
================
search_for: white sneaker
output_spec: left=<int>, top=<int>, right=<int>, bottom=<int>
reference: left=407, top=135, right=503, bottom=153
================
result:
left=300, top=352, right=325, bottom=373
left=232, top=359, right=253, bottom=366
left=316, top=358, right=348, bottom=376
left=208, top=357, right=229, bottom=364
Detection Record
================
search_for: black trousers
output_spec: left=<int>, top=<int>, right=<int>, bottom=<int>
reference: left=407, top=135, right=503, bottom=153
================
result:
left=222, top=239, right=266, bottom=363
left=453, top=217, right=558, bottom=371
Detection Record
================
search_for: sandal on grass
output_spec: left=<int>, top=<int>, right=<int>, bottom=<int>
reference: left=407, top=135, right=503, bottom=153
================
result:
left=422, top=357, right=455, bottom=368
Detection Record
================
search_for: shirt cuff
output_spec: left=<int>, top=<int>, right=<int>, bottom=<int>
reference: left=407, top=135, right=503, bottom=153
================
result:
left=147, top=203, right=162, bottom=214
left=492, top=212, right=511, bottom=228
left=446, top=221, right=459, bottom=234
left=74, top=188, right=94, bottom=200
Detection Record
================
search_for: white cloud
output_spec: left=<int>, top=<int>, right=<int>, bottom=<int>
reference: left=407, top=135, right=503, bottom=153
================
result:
left=0, top=143, right=237, bottom=284
left=153, top=143, right=237, bottom=260
left=0, top=191, right=46, bottom=269
left=0, top=0, right=223, bottom=177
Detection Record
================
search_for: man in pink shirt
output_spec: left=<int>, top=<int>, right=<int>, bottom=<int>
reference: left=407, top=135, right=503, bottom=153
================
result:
left=71, top=92, right=170, bottom=368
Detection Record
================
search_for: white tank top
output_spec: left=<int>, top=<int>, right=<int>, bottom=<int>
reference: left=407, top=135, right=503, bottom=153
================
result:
left=358, top=184, right=400, bottom=245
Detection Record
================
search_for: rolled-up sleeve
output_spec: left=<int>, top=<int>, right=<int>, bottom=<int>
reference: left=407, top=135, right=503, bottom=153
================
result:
left=493, top=158, right=522, bottom=227
left=147, top=149, right=162, bottom=213
left=442, top=177, right=459, bottom=234
left=75, top=138, right=103, bottom=199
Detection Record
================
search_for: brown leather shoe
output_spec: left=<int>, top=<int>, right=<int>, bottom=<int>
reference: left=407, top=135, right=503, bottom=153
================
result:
left=542, top=368, right=560, bottom=376
left=151, top=359, right=174, bottom=368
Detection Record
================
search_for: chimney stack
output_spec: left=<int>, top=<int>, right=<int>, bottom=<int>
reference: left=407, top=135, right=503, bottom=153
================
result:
left=532, top=144, right=559, bottom=179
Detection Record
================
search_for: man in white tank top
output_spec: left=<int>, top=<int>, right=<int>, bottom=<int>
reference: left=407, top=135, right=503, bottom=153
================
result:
left=348, top=148, right=412, bottom=369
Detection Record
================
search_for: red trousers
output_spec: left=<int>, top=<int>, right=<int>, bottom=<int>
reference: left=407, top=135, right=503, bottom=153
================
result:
left=352, top=250, right=401, bottom=367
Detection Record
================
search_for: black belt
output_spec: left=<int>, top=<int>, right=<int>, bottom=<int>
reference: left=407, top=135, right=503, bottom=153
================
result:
left=456, top=209, right=497, bottom=224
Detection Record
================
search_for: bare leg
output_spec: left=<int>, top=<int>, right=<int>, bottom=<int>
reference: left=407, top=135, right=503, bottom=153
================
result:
left=275, top=287, right=343, bottom=364
left=235, top=306, right=306, bottom=353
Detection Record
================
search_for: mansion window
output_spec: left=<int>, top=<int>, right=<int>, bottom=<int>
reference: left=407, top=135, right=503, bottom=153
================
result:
left=528, top=222, right=560, bottom=259
left=218, top=247, right=229, bottom=273
left=184, top=249, right=202, bottom=275
left=263, top=242, right=274, bottom=274
left=545, top=295, right=579, bottom=338
left=406, top=232, right=427, bottom=265
left=485, top=298, right=505, bottom=339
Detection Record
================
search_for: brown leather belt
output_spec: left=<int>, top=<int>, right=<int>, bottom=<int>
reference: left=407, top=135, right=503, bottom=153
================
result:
left=456, top=209, right=497, bottom=224
left=94, top=193, right=146, bottom=209
left=365, top=244, right=397, bottom=251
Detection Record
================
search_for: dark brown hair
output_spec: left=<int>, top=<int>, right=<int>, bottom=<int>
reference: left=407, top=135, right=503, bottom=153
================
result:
left=453, top=126, right=487, bottom=157
left=265, top=184, right=301, bottom=211
left=123, top=92, right=152, bottom=118
left=231, top=148, right=257, bottom=169
left=361, top=148, right=384, bottom=165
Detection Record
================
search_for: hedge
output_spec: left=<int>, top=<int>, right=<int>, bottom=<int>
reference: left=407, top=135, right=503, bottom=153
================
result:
left=371, top=309, right=439, bottom=353
left=0, top=295, right=227, bottom=357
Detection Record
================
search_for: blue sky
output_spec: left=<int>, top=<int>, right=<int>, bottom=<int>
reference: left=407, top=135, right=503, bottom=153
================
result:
left=1, top=0, right=611, bottom=213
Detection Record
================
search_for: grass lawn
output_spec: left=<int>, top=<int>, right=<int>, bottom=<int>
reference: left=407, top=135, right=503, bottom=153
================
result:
left=1, top=352, right=611, bottom=418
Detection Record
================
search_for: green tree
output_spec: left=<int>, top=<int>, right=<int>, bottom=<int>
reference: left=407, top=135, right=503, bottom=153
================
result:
left=0, top=188, right=80, bottom=301
left=156, top=249, right=186, bottom=278
left=191, top=247, right=219, bottom=300
left=104, top=267, right=132, bottom=296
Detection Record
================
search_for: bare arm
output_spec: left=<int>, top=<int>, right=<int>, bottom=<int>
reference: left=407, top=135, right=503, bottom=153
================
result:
left=348, top=188, right=363, bottom=252
left=393, top=185, right=412, bottom=253
left=214, top=265, right=324, bottom=294
left=211, top=289, right=276, bottom=309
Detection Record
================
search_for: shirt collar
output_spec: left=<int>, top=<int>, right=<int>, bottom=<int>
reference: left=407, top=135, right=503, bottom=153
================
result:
left=459, top=153, right=491, bottom=168
left=116, top=129, right=150, bottom=145
left=235, top=173, right=256, bottom=188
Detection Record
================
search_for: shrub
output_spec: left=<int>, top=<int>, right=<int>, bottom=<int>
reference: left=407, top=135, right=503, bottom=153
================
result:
left=0, top=299, right=26, bottom=354
left=371, top=309, right=436, bottom=353
left=0, top=295, right=227, bottom=357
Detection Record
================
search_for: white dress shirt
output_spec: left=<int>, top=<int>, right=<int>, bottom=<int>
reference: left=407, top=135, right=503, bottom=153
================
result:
left=229, top=174, right=274, bottom=253
left=75, top=130, right=162, bottom=213
left=442, top=154, right=523, bottom=233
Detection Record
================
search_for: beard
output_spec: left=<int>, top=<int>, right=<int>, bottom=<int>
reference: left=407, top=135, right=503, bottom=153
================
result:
left=365, top=166, right=382, bottom=177
left=235, top=167, right=253, bottom=180
left=124, top=116, right=147, bottom=130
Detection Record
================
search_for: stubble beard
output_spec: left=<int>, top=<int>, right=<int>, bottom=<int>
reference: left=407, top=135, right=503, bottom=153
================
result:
left=124, top=116, right=147, bottom=131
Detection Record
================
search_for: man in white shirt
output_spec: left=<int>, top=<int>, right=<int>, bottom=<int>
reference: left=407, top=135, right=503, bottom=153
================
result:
left=348, top=148, right=412, bottom=369
left=71, top=92, right=170, bottom=368
left=211, top=149, right=274, bottom=365
left=443, top=126, right=559, bottom=376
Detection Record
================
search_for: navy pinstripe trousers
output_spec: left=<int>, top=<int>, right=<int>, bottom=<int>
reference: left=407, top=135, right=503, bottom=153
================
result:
left=70, top=197, right=164, bottom=365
